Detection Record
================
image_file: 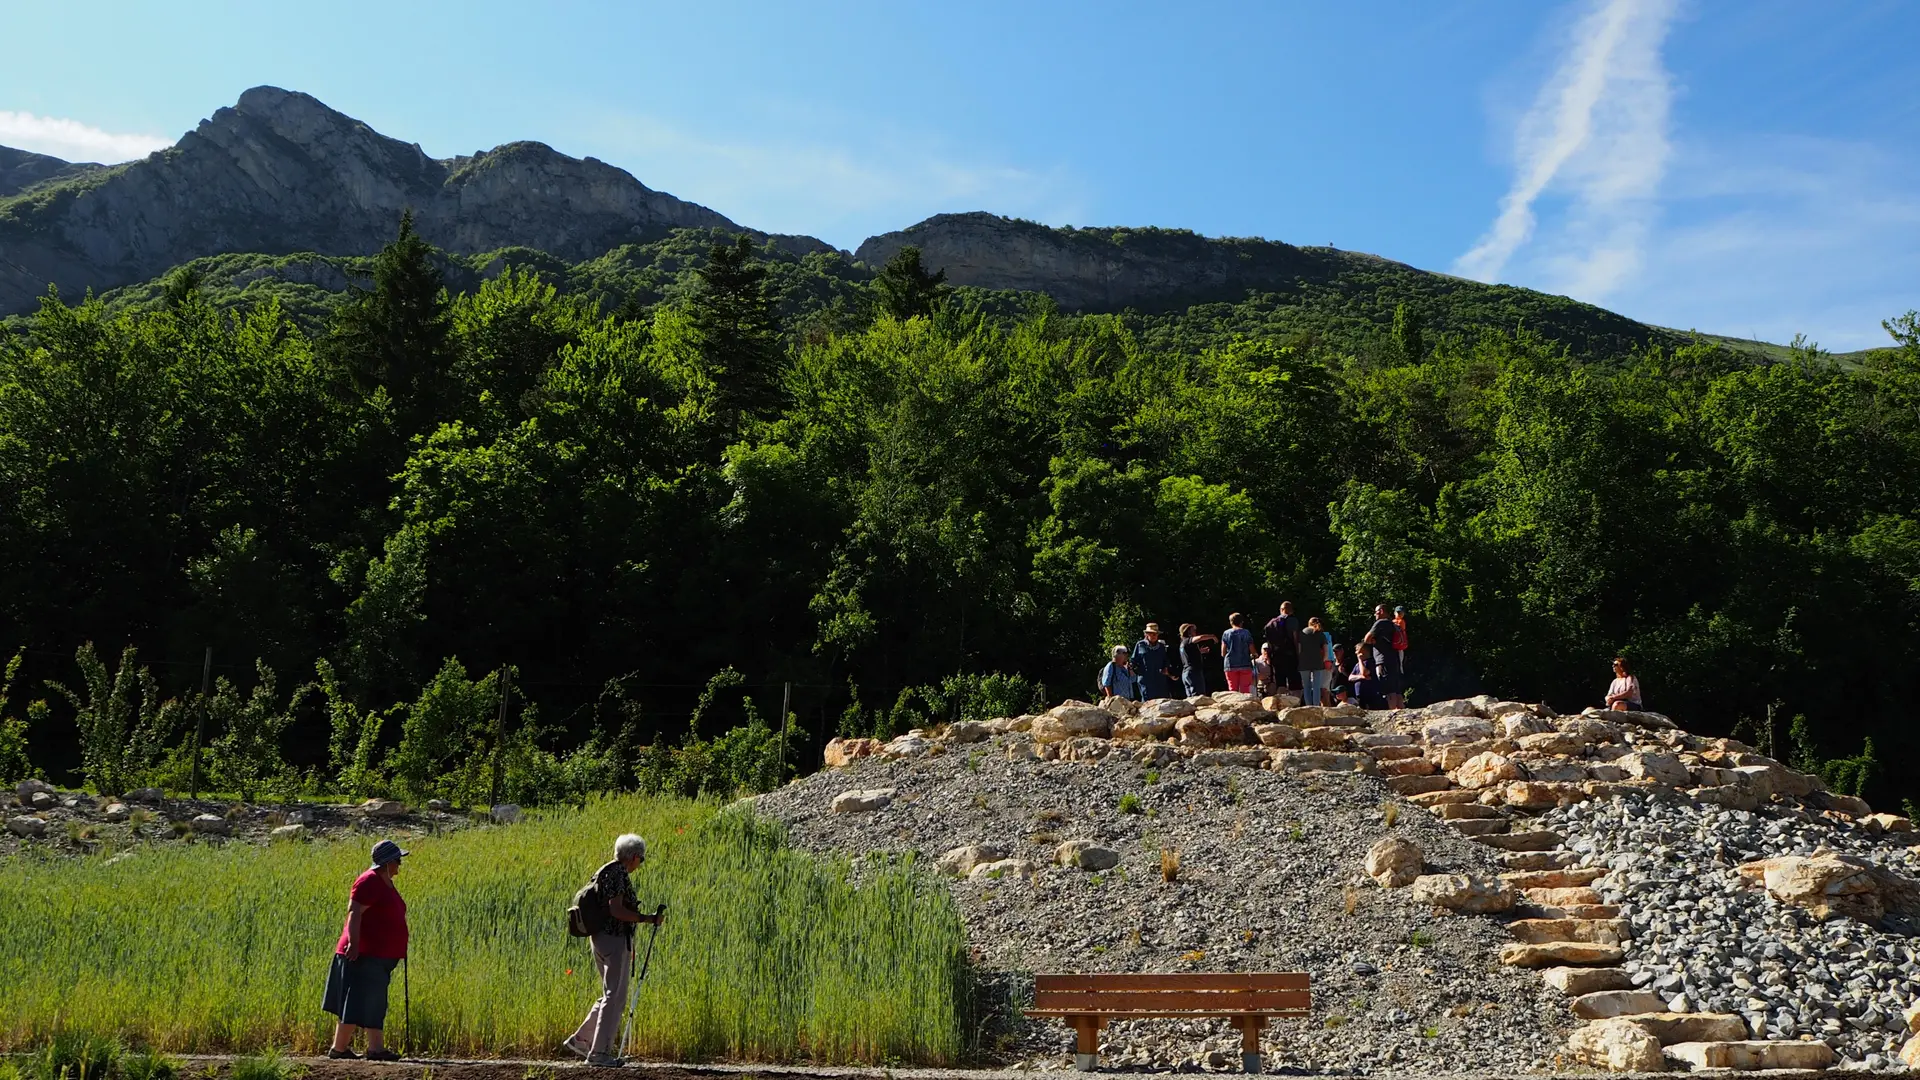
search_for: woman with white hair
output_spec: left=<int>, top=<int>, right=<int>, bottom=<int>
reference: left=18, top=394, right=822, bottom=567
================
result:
left=565, top=833, right=665, bottom=1066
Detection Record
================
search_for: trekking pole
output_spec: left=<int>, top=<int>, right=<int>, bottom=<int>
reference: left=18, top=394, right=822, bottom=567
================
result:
left=403, top=955, right=411, bottom=1058
left=619, top=905, right=667, bottom=1060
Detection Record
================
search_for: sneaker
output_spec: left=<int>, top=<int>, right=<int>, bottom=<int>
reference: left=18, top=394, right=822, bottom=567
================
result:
left=326, top=1050, right=360, bottom=1060
left=585, top=1054, right=626, bottom=1068
left=559, top=1039, right=590, bottom=1060
left=364, top=1049, right=401, bottom=1062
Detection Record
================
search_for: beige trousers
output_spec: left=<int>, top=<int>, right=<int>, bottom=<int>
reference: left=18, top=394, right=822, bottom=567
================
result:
left=569, top=931, right=632, bottom=1056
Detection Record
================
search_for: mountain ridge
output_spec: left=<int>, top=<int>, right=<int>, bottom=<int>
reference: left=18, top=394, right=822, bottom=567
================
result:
left=0, top=86, right=1834, bottom=360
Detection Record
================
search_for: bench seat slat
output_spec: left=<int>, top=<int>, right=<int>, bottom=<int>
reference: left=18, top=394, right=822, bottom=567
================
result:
left=1034, top=972, right=1309, bottom=992
left=1031, top=990, right=1309, bottom=1014
left=1029, top=1009, right=1310, bottom=1019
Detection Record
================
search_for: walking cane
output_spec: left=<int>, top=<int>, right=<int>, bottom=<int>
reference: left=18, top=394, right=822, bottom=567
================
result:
left=618, top=905, right=667, bottom=1060
left=402, top=956, right=411, bottom=1058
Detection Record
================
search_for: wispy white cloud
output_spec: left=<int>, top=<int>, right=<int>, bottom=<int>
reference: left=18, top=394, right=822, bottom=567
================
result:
left=1607, top=135, right=1920, bottom=351
left=572, top=112, right=1085, bottom=250
left=0, top=110, right=172, bottom=164
left=1454, top=0, right=1677, bottom=299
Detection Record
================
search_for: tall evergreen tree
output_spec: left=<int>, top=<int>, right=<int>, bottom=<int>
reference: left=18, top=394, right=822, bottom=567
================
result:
left=330, top=210, right=454, bottom=432
left=690, top=235, right=782, bottom=421
left=874, top=245, right=949, bottom=321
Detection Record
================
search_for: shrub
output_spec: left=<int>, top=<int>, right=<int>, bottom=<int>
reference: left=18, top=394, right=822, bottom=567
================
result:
left=1117, top=793, right=1142, bottom=815
left=228, top=1050, right=292, bottom=1080
left=49, top=644, right=183, bottom=795
left=205, top=662, right=307, bottom=802
left=0, top=650, right=37, bottom=783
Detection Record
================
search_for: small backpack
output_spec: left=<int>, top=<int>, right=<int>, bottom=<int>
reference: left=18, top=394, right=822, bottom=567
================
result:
left=566, top=862, right=615, bottom=937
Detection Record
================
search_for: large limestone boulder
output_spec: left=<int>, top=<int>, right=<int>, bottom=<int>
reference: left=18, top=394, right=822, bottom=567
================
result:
left=945, top=721, right=992, bottom=743
left=1386, top=774, right=1452, bottom=796
left=1503, top=867, right=1606, bottom=891
left=1253, top=723, right=1301, bottom=748
left=1270, top=750, right=1377, bottom=775
left=269, top=823, right=308, bottom=842
left=1425, top=717, right=1494, bottom=745
left=1112, top=714, right=1176, bottom=740
left=1056, top=840, right=1122, bottom=871
left=881, top=733, right=936, bottom=758
left=1409, top=873, right=1514, bottom=913
left=1499, top=941, right=1625, bottom=967
left=1618, top=752, right=1689, bottom=786
left=1031, top=702, right=1114, bottom=744
left=1175, top=709, right=1250, bottom=747
left=1429, top=741, right=1497, bottom=771
left=1515, top=730, right=1590, bottom=756
left=1299, top=726, right=1354, bottom=750
left=1421, top=699, right=1478, bottom=718
left=1623, top=1013, right=1748, bottom=1045
left=1142, top=698, right=1197, bottom=720
left=1099, top=696, right=1141, bottom=717
left=1571, top=990, right=1667, bottom=1020
left=1507, top=918, right=1630, bottom=946
left=1058, top=737, right=1114, bottom=761
left=1566, top=1018, right=1665, bottom=1073
left=101, top=802, right=130, bottom=823
left=1902, top=1033, right=1920, bottom=1069
left=1364, top=837, right=1424, bottom=888
left=1278, top=705, right=1365, bottom=729
left=1735, top=852, right=1920, bottom=926
left=1499, top=780, right=1586, bottom=809
left=1666, top=1041, right=1835, bottom=1071
left=1132, top=742, right=1180, bottom=768
left=359, top=798, right=408, bottom=818
left=1499, top=712, right=1554, bottom=739
left=124, top=787, right=166, bottom=804
left=967, top=858, right=1037, bottom=882
left=1544, top=967, right=1635, bottom=995
left=1453, top=752, right=1521, bottom=789
left=936, top=843, right=1008, bottom=877
left=831, top=788, right=897, bottom=813
left=1379, top=755, right=1436, bottom=777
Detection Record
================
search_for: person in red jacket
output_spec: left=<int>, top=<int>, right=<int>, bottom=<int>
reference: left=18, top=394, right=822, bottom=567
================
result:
left=325, top=839, right=411, bottom=1060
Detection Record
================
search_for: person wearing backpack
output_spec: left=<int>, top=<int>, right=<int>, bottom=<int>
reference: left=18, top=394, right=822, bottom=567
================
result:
left=565, top=834, right=665, bottom=1066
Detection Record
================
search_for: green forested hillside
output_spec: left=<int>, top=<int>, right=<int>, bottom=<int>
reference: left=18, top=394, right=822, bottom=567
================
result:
left=2, top=220, right=1915, bottom=811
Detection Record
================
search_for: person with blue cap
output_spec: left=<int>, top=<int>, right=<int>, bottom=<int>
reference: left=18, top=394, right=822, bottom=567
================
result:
left=325, top=839, right=410, bottom=1060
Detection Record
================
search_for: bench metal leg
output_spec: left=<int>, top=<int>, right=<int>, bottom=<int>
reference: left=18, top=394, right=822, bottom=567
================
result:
left=1074, top=1015, right=1102, bottom=1071
left=1240, top=1015, right=1264, bottom=1074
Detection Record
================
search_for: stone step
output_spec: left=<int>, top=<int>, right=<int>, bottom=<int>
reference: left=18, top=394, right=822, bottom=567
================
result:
left=1516, top=903, right=1622, bottom=920
left=1500, top=941, right=1626, bottom=967
left=1408, top=788, right=1479, bottom=807
left=1544, top=967, right=1635, bottom=995
left=1522, top=886, right=1604, bottom=907
left=1506, top=917, right=1630, bottom=946
left=1367, top=743, right=1426, bottom=761
left=1353, top=732, right=1414, bottom=748
left=1502, top=850, right=1579, bottom=871
left=1570, top=990, right=1667, bottom=1019
left=1501, top=866, right=1607, bottom=890
left=1663, top=1040, right=1836, bottom=1071
left=1475, top=830, right=1565, bottom=852
left=1386, top=773, right=1453, bottom=796
left=1447, top=817, right=1510, bottom=836
left=1433, top=801, right=1505, bottom=820
left=1624, top=1013, right=1750, bottom=1046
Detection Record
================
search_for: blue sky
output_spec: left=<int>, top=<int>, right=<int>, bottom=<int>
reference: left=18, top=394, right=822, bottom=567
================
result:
left=1, top=0, right=1915, bottom=349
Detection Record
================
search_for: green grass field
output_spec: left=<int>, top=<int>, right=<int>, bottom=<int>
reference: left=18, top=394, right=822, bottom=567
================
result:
left=0, top=796, right=968, bottom=1065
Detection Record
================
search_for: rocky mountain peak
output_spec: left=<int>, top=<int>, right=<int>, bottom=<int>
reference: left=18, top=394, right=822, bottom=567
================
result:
left=0, top=87, right=768, bottom=316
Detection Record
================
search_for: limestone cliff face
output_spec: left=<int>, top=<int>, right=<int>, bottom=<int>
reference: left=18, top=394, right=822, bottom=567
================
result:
left=0, top=87, right=769, bottom=315
left=853, top=211, right=1389, bottom=313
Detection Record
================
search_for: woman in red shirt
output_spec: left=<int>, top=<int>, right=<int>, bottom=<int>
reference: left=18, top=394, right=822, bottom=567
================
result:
left=324, top=839, right=410, bottom=1060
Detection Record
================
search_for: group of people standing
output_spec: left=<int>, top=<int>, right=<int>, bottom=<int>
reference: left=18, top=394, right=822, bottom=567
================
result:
left=1098, top=601, right=1411, bottom=709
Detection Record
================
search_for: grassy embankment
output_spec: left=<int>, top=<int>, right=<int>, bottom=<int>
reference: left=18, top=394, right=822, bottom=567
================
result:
left=0, top=796, right=966, bottom=1065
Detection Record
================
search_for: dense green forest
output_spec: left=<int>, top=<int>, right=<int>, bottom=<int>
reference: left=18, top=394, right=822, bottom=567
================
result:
left=3, top=217, right=1916, bottom=811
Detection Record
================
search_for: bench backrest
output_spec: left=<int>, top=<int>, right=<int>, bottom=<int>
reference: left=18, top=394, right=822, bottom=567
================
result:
left=1032, top=972, right=1311, bottom=1015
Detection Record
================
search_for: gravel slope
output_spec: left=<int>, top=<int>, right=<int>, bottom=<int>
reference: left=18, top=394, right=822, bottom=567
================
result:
left=755, top=745, right=1579, bottom=1073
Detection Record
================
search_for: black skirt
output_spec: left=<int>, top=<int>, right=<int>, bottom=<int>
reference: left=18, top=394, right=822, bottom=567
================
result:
left=322, top=953, right=399, bottom=1028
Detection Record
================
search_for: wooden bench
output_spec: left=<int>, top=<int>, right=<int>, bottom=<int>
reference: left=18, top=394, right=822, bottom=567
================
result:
left=1028, top=972, right=1312, bottom=1072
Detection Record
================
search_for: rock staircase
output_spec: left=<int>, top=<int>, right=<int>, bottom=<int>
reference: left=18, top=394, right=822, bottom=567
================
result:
left=1416, top=807, right=1841, bottom=1072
